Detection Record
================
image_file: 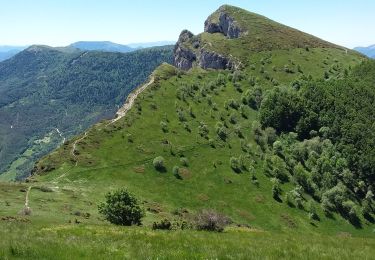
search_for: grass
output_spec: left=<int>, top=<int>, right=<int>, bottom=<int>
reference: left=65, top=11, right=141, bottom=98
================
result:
left=0, top=222, right=374, bottom=259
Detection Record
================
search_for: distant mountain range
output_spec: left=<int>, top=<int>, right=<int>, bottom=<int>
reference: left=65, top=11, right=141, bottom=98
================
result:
left=354, top=44, right=375, bottom=58
left=69, top=41, right=134, bottom=52
left=0, top=41, right=175, bottom=62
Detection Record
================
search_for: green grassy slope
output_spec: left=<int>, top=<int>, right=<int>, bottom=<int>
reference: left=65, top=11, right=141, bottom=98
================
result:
left=1, top=5, right=373, bottom=259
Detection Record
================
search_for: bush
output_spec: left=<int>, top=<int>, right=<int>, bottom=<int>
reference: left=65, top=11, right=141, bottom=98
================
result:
left=39, top=186, right=53, bottom=192
left=272, top=178, right=282, bottom=200
left=160, top=121, right=168, bottom=133
left=98, top=189, right=144, bottom=226
left=195, top=209, right=231, bottom=232
left=153, top=156, right=166, bottom=171
left=230, top=157, right=242, bottom=173
left=216, top=122, right=228, bottom=141
left=172, top=165, right=181, bottom=179
left=180, top=157, right=189, bottom=167
left=152, top=219, right=172, bottom=230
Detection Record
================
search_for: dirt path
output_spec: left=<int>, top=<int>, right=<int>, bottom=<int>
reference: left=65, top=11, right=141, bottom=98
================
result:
left=71, top=132, right=88, bottom=166
left=109, top=76, right=154, bottom=125
left=24, top=186, right=31, bottom=208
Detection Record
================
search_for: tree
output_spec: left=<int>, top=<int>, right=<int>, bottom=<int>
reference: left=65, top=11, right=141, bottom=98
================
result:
left=98, top=189, right=144, bottom=226
left=216, top=122, right=228, bottom=141
left=307, top=200, right=319, bottom=221
left=160, top=121, right=168, bottom=133
left=153, top=156, right=166, bottom=171
left=272, top=178, right=282, bottom=200
left=230, top=157, right=242, bottom=173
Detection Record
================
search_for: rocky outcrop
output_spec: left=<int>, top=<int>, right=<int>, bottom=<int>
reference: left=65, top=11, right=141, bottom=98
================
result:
left=198, top=49, right=233, bottom=70
left=174, top=9, right=242, bottom=71
left=204, top=9, right=243, bottom=39
left=174, top=30, right=196, bottom=70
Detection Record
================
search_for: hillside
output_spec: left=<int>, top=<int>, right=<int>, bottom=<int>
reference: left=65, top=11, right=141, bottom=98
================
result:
left=69, top=41, right=134, bottom=52
left=0, top=5, right=373, bottom=259
left=0, top=45, right=173, bottom=180
left=0, top=46, right=27, bottom=62
left=354, top=44, right=375, bottom=58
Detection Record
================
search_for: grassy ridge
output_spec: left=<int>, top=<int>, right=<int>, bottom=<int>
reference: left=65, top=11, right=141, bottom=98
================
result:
left=29, top=48, right=370, bottom=235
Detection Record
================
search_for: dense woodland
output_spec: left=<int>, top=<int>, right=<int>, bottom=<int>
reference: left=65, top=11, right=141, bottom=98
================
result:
left=258, top=61, right=375, bottom=225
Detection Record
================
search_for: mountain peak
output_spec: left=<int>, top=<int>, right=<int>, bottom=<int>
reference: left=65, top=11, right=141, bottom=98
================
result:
left=174, top=5, right=344, bottom=71
left=204, top=5, right=245, bottom=39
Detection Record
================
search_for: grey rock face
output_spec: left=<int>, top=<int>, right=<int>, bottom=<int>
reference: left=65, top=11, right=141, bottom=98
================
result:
left=174, top=30, right=196, bottom=70
left=204, top=11, right=242, bottom=39
left=199, top=49, right=233, bottom=70
left=204, top=20, right=221, bottom=34
left=219, top=13, right=241, bottom=39
left=174, top=16, right=240, bottom=71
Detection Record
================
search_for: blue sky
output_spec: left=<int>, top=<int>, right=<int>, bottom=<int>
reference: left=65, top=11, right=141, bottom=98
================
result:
left=0, top=0, right=374, bottom=48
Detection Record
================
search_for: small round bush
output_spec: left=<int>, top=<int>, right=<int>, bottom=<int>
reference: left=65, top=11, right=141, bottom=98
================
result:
left=98, top=189, right=144, bottom=226
left=230, top=157, right=241, bottom=173
left=180, top=157, right=189, bottom=167
left=195, top=209, right=231, bottom=232
left=153, top=156, right=166, bottom=171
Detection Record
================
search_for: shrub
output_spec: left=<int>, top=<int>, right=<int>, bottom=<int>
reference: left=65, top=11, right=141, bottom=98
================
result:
left=271, top=178, right=282, bottom=200
left=264, top=127, right=277, bottom=146
left=127, top=133, right=133, bottom=143
left=160, top=121, right=168, bottom=133
left=229, top=113, right=238, bottom=124
left=230, top=157, right=242, bottom=173
left=234, top=125, right=244, bottom=138
left=183, top=122, right=191, bottom=132
left=232, top=70, right=243, bottom=82
left=153, top=156, right=166, bottom=171
left=98, top=189, right=144, bottom=226
left=307, top=200, right=319, bottom=221
left=39, top=186, right=53, bottom=192
left=284, top=65, right=294, bottom=73
left=198, top=122, right=209, bottom=138
left=180, top=157, right=189, bottom=167
left=172, top=165, right=181, bottom=179
left=195, top=209, right=231, bottom=232
left=152, top=219, right=172, bottom=230
left=208, top=138, right=215, bottom=148
left=216, top=123, right=228, bottom=141
left=177, top=110, right=186, bottom=122
left=228, top=99, right=239, bottom=110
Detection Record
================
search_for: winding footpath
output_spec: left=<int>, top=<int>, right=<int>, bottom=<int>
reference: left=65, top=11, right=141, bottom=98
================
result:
left=71, top=132, right=88, bottom=166
left=108, top=76, right=154, bottom=125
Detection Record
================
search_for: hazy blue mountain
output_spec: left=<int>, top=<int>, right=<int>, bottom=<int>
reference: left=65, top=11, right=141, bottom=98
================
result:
left=0, top=46, right=28, bottom=61
left=69, top=41, right=134, bottom=52
left=127, top=41, right=175, bottom=49
left=354, top=44, right=375, bottom=58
